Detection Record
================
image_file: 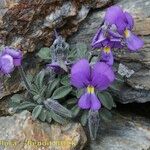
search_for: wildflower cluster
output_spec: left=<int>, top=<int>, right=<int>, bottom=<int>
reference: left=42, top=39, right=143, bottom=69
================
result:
left=91, top=5, right=143, bottom=66
left=0, top=47, right=22, bottom=75
left=1, top=5, right=143, bottom=140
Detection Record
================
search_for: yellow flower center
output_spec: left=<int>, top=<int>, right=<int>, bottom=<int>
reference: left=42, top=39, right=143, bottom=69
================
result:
left=104, top=46, right=111, bottom=54
left=87, top=86, right=94, bottom=94
left=124, top=29, right=130, bottom=38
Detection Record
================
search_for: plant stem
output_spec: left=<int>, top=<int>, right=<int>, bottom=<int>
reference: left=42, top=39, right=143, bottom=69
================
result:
left=18, top=66, right=31, bottom=93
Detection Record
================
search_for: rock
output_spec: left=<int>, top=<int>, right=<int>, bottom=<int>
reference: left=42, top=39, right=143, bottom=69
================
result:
left=0, top=0, right=112, bottom=52
left=0, top=110, right=87, bottom=150
left=68, top=0, right=150, bottom=103
left=0, top=0, right=112, bottom=100
left=86, top=111, right=150, bottom=150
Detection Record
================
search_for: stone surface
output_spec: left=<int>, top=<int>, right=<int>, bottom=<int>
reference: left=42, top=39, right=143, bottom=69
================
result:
left=68, top=0, right=150, bottom=103
left=0, top=0, right=112, bottom=100
left=0, top=110, right=87, bottom=150
left=85, top=111, right=150, bottom=150
left=0, top=0, right=112, bottom=52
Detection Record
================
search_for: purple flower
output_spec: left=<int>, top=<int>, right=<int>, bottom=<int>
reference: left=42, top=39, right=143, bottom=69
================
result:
left=104, top=5, right=144, bottom=51
left=47, top=62, right=66, bottom=74
left=91, top=29, right=122, bottom=66
left=47, top=61, right=68, bottom=74
left=0, top=47, right=22, bottom=74
left=101, top=46, right=114, bottom=66
left=71, top=59, right=115, bottom=110
left=91, top=5, right=144, bottom=66
left=91, top=28, right=122, bottom=49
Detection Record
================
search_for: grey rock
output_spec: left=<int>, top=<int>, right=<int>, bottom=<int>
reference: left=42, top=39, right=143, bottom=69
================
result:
left=68, top=0, right=150, bottom=103
left=88, top=112, right=150, bottom=150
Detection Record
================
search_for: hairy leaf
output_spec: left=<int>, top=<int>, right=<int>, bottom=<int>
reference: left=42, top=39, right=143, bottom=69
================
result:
left=97, top=92, right=116, bottom=110
left=37, top=47, right=51, bottom=60
left=66, top=98, right=77, bottom=106
left=38, top=108, right=47, bottom=122
left=46, top=111, right=52, bottom=123
left=11, top=94, right=23, bottom=103
left=76, top=89, right=83, bottom=98
left=34, top=70, right=45, bottom=89
left=61, top=75, right=70, bottom=86
left=71, top=105, right=80, bottom=117
left=110, top=78, right=124, bottom=91
left=99, top=108, right=112, bottom=122
left=15, top=101, right=36, bottom=111
left=52, top=85, right=72, bottom=100
left=44, top=99, right=72, bottom=118
left=80, top=111, right=88, bottom=126
left=67, top=49, right=77, bottom=61
left=32, top=105, right=43, bottom=120
left=76, top=43, right=88, bottom=59
left=88, top=110, right=100, bottom=140
left=46, top=78, right=60, bottom=98
left=50, top=110, right=67, bottom=124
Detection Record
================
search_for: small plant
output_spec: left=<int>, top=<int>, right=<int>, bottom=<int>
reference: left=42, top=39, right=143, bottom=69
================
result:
left=0, top=5, right=143, bottom=140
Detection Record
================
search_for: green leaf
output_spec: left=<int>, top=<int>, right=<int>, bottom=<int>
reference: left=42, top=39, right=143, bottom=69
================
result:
left=61, top=76, right=70, bottom=86
left=66, top=98, right=77, bottom=106
left=67, top=49, right=77, bottom=60
left=46, top=111, right=52, bottom=123
left=15, top=101, right=36, bottom=111
left=59, top=61, right=68, bottom=72
left=110, top=79, right=124, bottom=91
left=97, top=92, right=115, bottom=110
left=38, top=108, right=47, bottom=122
left=11, top=94, right=23, bottom=103
left=34, top=70, right=45, bottom=89
left=46, top=78, right=60, bottom=98
left=26, top=74, right=33, bottom=83
left=39, top=85, right=47, bottom=96
left=50, top=110, right=67, bottom=124
left=71, top=105, right=80, bottom=117
left=52, top=85, right=72, bottom=100
left=37, top=47, right=51, bottom=60
left=76, top=89, right=83, bottom=98
left=90, top=56, right=98, bottom=65
left=80, top=111, right=88, bottom=126
left=32, top=105, right=43, bottom=120
left=44, top=99, right=72, bottom=118
left=76, top=43, right=88, bottom=59
left=99, top=108, right=112, bottom=122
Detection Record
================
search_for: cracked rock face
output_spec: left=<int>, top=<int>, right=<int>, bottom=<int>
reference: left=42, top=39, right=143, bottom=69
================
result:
left=0, top=0, right=112, bottom=99
left=0, top=111, right=87, bottom=150
left=0, top=0, right=111, bottom=52
left=88, top=111, right=150, bottom=150
left=68, top=0, right=150, bottom=103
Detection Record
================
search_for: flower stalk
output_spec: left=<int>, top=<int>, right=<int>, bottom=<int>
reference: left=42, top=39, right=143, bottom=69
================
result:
left=18, top=65, right=32, bottom=93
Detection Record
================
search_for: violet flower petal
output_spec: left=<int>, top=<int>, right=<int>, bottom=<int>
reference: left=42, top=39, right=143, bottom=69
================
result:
left=47, top=63, right=64, bottom=74
left=115, top=17, right=127, bottom=34
left=0, top=54, right=14, bottom=74
left=105, top=5, right=125, bottom=25
left=101, top=50, right=114, bottom=66
left=92, top=72, right=111, bottom=90
left=78, top=93, right=91, bottom=109
left=125, top=31, right=144, bottom=51
left=90, top=93, right=101, bottom=110
left=92, top=62, right=115, bottom=87
left=71, top=59, right=90, bottom=88
left=91, top=28, right=106, bottom=48
left=2, top=47, right=22, bottom=59
left=13, top=58, right=22, bottom=66
left=124, top=12, right=134, bottom=30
